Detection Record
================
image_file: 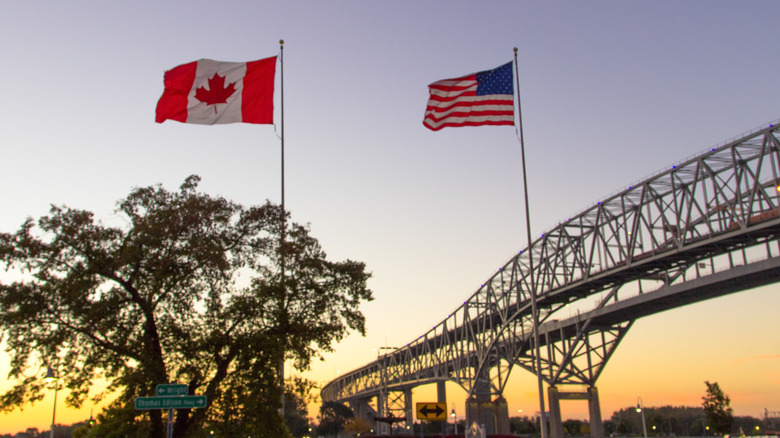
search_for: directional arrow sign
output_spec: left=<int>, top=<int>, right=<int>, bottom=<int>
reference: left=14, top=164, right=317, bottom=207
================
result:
left=416, top=402, right=447, bottom=421
left=156, top=384, right=188, bottom=396
left=135, top=395, right=207, bottom=410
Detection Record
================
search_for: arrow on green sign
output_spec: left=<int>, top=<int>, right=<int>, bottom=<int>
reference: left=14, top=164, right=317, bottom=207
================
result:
left=156, top=384, right=188, bottom=396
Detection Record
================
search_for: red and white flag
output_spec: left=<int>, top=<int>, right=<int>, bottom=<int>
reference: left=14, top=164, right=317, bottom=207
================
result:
left=155, top=57, right=276, bottom=125
left=423, top=61, right=514, bottom=131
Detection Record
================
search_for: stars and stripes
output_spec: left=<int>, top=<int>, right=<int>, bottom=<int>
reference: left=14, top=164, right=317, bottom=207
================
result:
left=423, top=61, right=515, bottom=131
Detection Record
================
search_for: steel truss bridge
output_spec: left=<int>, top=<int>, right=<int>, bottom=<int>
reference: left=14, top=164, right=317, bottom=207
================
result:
left=321, top=121, right=780, bottom=437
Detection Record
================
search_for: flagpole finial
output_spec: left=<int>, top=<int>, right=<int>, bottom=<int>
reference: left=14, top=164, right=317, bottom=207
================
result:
left=513, top=47, right=518, bottom=53
left=280, top=39, right=284, bottom=47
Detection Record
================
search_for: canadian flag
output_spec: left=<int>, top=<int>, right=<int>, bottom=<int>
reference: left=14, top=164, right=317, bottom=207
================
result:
left=155, top=56, right=276, bottom=125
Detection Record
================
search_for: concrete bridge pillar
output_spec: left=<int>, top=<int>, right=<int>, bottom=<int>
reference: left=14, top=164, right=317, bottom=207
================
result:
left=349, top=397, right=375, bottom=431
left=375, top=390, right=389, bottom=435
left=404, top=387, right=413, bottom=431
left=494, top=396, right=510, bottom=434
left=438, top=381, right=447, bottom=436
left=588, top=387, right=604, bottom=438
left=548, top=386, right=604, bottom=438
left=465, top=378, right=510, bottom=435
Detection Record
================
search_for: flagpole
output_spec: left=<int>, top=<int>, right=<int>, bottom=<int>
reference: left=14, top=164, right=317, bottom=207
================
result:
left=514, top=47, right=548, bottom=438
left=278, top=38, right=287, bottom=418
left=280, top=39, right=286, bottom=214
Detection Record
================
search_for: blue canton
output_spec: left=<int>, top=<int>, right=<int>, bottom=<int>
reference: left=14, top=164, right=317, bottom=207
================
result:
left=475, top=62, right=513, bottom=95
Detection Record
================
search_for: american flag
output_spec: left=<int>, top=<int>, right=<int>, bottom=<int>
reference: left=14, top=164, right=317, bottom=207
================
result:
left=423, top=61, right=515, bottom=131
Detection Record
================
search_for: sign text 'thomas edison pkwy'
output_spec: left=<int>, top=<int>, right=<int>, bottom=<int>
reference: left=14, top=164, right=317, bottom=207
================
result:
left=135, top=395, right=207, bottom=410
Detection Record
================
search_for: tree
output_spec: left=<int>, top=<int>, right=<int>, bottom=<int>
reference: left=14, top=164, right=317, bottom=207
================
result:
left=509, top=415, right=537, bottom=434
left=703, top=380, right=734, bottom=434
left=0, top=176, right=373, bottom=438
left=318, top=401, right=354, bottom=437
left=283, top=376, right=318, bottom=438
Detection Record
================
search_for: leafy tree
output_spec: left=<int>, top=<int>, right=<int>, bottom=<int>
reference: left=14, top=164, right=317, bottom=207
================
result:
left=283, top=376, right=317, bottom=437
left=509, top=415, right=537, bottom=434
left=563, top=419, right=588, bottom=436
left=0, top=176, right=373, bottom=438
left=318, top=401, right=354, bottom=436
left=703, top=381, right=734, bottom=434
left=602, top=419, right=616, bottom=436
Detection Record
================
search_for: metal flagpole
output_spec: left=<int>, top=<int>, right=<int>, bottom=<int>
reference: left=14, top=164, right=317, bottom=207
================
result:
left=513, top=47, right=548, bottom=438
left=278, top=38, right=287, bottom=418
left=280, top=40, right=285, bottom=212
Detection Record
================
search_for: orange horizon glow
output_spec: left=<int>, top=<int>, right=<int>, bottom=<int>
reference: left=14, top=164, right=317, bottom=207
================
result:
left=3, top=284, right=779, bottom=435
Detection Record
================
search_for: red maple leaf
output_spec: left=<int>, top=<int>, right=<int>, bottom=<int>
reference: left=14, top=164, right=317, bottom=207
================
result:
left=195, top=73, right=236, bottom=112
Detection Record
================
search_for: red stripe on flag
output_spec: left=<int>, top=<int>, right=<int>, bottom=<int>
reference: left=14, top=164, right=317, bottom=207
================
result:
left=241, top=56, right=277, bottom=124
left=155, top=61, right=197, bottom=123
left=425, top=119, right=515, bottom=131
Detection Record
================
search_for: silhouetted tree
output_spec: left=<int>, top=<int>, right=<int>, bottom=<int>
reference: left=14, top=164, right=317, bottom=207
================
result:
left=703, top=381, right=734, bottom=434
left=510, top=415, right=537, bottom=434
left=284, top=377, right=317, bottom=438
left=0, top=176, right=372, bottom=438
left=318, top=401, right=354, bottom=437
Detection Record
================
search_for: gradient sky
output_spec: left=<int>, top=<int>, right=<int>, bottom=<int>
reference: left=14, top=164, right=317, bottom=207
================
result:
left=1, top=0, right=779, bottom=434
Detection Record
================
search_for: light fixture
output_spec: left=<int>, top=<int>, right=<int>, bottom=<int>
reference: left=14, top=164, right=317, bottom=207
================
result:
left=46, top=366, right=58, bottom=438
left=451, top=405, right=458, bottom=435
left=637, top=397, right=647, bottom=438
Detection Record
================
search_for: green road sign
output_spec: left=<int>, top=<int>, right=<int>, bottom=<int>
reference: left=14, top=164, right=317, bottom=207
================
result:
left=156, top=384, right=188, bottom=396
left=135, top=395, right=207, bottom=410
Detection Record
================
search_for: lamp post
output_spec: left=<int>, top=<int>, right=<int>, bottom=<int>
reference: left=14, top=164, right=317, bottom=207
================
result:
left=45, top=366, right=58, bottom=438
left=636, top=398, right=647, bottom=438
left=451, top=406, right=457, bottom=436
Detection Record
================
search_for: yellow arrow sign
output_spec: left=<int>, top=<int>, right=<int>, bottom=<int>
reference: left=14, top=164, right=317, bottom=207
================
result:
left=416, top=402, right=447, bottom=421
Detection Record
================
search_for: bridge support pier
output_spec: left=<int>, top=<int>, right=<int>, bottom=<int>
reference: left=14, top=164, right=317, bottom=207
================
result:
left=548, top=386, right=604, bottom=438
left=465, top=377, right=510, bottom=435
left=438, top=382, right=447, bottom=436
left=465, top=396, right=510, bottom=435
left=404, top=387, right=413, bottom=431
left=348, top=398, right=375, bottom=433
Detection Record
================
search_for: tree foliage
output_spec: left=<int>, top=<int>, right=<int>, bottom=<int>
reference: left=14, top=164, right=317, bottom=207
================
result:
left=317, top=401, right=354, bottom=436
left=703, top=380, right=734, bottom=434
left=610, top=405, right=712, bottom=436
left=509, top=415, right=537, bottom=434
left=0, top=176, right=373, bottom=438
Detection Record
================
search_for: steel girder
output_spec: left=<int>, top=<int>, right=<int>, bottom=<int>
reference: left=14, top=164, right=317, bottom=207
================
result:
left=322, top=121, right=780, bottom=404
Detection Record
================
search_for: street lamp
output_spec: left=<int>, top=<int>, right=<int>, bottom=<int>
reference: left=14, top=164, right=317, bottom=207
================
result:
left=45, top=366, right=58, bottom=438
left=636, top=398, right=647, bottom=438
left=451, top=406, right=457, bottom=436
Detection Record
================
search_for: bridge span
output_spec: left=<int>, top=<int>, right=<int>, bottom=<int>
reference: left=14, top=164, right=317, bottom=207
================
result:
left=321, top=121, right=780, bottom=437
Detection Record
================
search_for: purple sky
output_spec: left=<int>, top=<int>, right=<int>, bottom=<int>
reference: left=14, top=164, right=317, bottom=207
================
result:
left=1, top=0, right=779, bottom=432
